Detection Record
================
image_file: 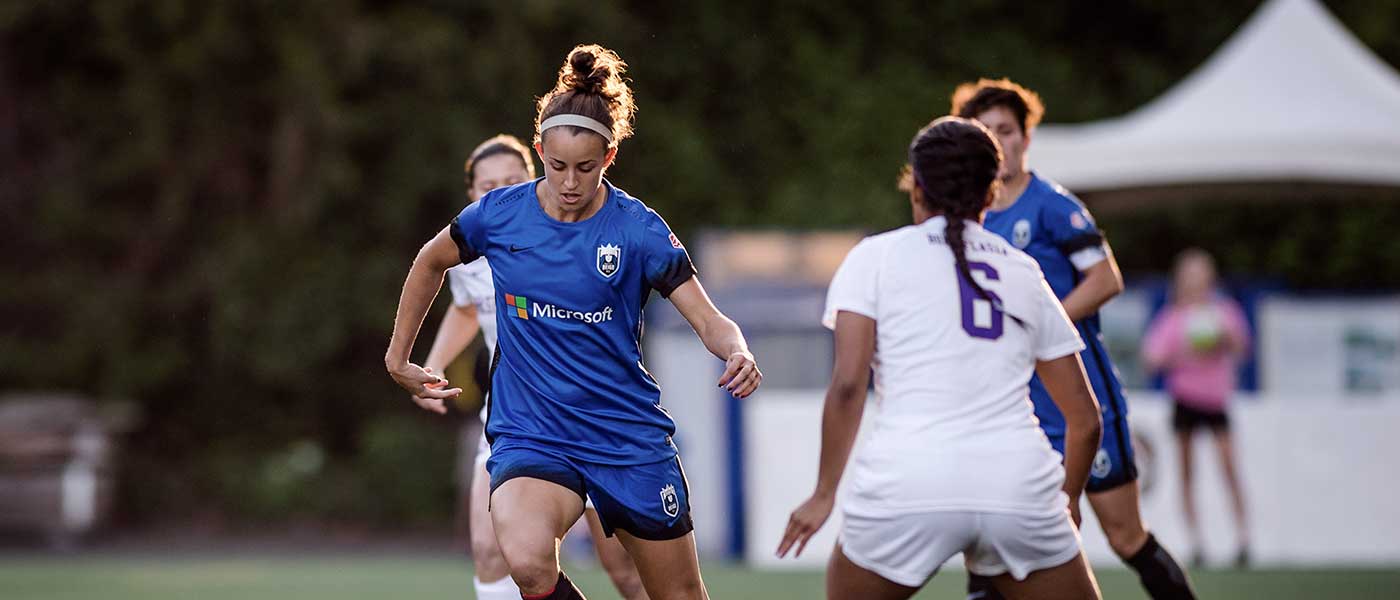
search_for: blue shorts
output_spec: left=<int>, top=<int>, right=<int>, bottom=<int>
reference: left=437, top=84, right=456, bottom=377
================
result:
left=486, top=445, right=694, bottom=541
left=1048, top=414, right=1138, bottom=493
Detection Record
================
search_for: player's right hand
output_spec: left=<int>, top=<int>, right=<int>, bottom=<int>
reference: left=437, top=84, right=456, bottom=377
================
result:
left=388, top=363, right=462, bottom=415
left=776, top=492, right=834, bottom=559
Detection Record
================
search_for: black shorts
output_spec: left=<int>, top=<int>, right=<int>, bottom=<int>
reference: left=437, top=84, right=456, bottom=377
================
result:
left=1172, top=401, right=1229, bottom=433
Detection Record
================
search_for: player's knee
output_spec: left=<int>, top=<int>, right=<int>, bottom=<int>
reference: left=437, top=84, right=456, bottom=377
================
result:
left=471, top=542, right=511, bottom=581
left=1103, top=520, right=1149, bottom=558
left=494, top=536, right=557, bottom=591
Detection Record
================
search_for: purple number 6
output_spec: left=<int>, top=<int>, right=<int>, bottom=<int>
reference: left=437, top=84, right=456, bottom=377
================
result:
left=958, top=261, right=1004, bottom=340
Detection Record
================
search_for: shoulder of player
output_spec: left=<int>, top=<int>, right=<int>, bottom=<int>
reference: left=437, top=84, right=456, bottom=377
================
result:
left=1028, top=172, right=1090, bottom=214
left=475, top=180, right=536, bottom=221
left=967, top=225, right=1043, bottom=274
left=846, top=225, right=920, bottom=265
left=606, top=182, right=677, bottom=236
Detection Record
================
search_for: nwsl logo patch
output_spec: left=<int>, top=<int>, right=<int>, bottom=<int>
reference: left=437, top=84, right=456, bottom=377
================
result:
left=597, top=243, right=621, bottom=278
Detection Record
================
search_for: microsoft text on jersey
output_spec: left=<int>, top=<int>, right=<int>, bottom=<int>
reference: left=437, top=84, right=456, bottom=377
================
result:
left=503, top=293, right=615, bottom=324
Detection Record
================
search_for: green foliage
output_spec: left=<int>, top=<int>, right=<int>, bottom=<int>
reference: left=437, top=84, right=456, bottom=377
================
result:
left=2, top=0, right=1398, bottom=525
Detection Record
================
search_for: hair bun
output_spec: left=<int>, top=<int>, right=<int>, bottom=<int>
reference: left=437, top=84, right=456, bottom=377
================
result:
left=566, top=47, right=610, bottom=95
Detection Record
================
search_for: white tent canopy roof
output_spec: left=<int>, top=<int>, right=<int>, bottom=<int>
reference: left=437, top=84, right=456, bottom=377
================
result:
left=1031, top=0, right=1400, bottom=192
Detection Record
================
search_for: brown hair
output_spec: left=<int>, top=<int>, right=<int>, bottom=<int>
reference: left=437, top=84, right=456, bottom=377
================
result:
left=464, top=134, right=535, bottom=188
left=534, top=44, right=636, bottom=147
left=950, top=78, right=1045, bottom=135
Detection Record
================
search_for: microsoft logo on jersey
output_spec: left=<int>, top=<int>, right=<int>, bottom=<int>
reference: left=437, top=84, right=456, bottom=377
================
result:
left=503, top=293, right=616, bottom=324
left=504, top=294, right=531, bottom=319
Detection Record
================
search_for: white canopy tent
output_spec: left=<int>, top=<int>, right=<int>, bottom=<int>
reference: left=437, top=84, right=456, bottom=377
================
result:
left=1032, top=0, right=1400, bottom=192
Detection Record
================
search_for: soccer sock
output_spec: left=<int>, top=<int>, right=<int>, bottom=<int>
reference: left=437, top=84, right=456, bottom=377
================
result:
left=520, top=571, right=586, bottom=600
left=1125, top=533, right=1197, bottom=600
left=474, top=575, right=521, bottom=600
left=965, top=572, right=1007, bottom=600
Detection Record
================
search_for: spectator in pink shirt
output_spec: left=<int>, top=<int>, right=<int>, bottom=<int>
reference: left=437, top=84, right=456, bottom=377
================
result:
left=1142, top=248, right=1251, bottom=568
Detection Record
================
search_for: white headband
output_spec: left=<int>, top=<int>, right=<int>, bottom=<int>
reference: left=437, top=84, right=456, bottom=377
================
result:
left=538, top=114, right=614, bottom=144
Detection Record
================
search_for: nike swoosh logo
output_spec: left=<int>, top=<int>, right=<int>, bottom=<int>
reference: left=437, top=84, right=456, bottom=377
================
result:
left=509, top=244, right=533, bottom=253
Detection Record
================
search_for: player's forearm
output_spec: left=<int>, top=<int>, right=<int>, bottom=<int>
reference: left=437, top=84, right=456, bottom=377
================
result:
left=698, top=312, right=749, bottom=361
left=385, top=249, right=453, bottom=370
left=1062, top=263, right=1124, bottom=321
left=813, top=381, right=866, bottom=499
left=423, top=305, right=479, bottom=373
left=1061, top=415, right=1102, bottom=498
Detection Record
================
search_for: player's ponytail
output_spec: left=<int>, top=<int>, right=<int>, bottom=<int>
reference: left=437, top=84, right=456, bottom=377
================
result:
left=534, top=44, right=636, bottom=147
left=908, top=117, right=1022, bottom=325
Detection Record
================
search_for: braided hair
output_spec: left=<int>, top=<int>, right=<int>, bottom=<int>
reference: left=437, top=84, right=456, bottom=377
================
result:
left=907, top=117, right=1021, bottom=324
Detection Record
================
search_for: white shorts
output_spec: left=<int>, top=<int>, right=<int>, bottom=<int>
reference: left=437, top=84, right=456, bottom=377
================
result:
left=839, top=509, right=1082, bottom=587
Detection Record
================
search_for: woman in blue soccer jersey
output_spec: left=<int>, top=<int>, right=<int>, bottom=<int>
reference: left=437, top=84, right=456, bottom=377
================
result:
left=418, top=134, right=649, bottom=600
left=386, top=45, right=761, bottom=600
left=953, top=78, right=1197, bottom=600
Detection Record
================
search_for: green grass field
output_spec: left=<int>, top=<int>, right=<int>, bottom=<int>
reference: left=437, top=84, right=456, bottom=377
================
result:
left=1, top=556, right=1397, bottom=599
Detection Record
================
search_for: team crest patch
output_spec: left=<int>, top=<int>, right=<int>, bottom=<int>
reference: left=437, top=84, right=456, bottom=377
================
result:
left=1070, top=211, right=1089, bottom=230
left=1091, top=448, right=1112, bottom=479
left=660, top=483, right=680, bottom=518
left=597, top=243, right=621, bottom=278
left=1012, top=219, right=1032, bottom=248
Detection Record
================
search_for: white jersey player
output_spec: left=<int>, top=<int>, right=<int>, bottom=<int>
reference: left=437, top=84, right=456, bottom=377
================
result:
left=778, top=117, right=1104, bottom=600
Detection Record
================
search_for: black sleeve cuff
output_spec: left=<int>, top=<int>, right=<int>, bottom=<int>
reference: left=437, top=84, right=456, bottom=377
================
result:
left=448, top=216, right=479, bottom=264
left=1056, top=231, right=1105, bottom=254
left=654, top=261, right=698, bottom=298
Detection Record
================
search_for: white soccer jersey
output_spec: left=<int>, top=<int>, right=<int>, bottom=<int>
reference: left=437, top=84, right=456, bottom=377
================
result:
left=824, top=217, right=1085, bottom=518
left=447, top=258, right=497, bottom=424
left=446, top=258, right=497, bottom=355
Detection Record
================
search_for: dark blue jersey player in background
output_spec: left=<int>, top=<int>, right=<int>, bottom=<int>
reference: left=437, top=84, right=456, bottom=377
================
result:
left=386, top=44, right=762, bottom=600
left=952, top=79, right=1198, bottom=600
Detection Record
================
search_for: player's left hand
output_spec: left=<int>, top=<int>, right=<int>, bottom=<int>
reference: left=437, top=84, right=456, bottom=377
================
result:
left=719, top=349, right=762, bottom=398
left=776, top=492, right=833, bottom=558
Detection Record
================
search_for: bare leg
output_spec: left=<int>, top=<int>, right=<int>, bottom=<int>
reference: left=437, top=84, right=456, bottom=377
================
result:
left=825, top=543, right=921, bottom=600
left=1089, top=482, right=1196, bottom=599
left=1176, top=430, right=1200, bottom=557
left=614, top=530, right=708, bottom=600
left=491, top=477, right=587, bottom=595
left=1087, top=483, right=1149, bottom=559
left=470, top=461, right=514, bottom=584
left=1211, top=429, right=1249, bottom=560
left=584, top=509, right=649, bottom=600
left=990, top=551, right=1101, bottom=600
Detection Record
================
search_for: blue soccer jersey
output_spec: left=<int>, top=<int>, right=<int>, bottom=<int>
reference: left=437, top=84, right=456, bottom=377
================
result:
left=449, top=178, right=696, bottom=466
left=983, top=172, right=1128, bottom=439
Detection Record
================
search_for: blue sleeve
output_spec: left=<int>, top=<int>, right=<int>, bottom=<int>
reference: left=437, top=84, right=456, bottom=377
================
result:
left=1039, top=194, right=1104, bottom=255
left=449, top=200, right=487, bottom=265
left=642, top=210, right=696, bottom=298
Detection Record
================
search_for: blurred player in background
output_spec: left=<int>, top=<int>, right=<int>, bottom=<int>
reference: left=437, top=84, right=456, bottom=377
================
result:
left=953, top=78, right=1197, bottom=600
left=419, top=134, right=648, bottom=600
left=1143, top=248, right=1251, bottom=568
left=387, top=44, right=761, bottom=600
left=778, top=116, right=1103, bottom=600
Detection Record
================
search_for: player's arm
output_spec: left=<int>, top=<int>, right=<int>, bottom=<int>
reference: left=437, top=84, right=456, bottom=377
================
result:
left=668, top=277, right=762, bottom=398
left=1060, top=242, right=1124, bottom=321
left=423, top=303, right=480, bottom=374
left=1035, top=353, right=1102, bottom=526
left=777, top=310, right=875, bottom=558
left=384, top=226, right=464, bottom=414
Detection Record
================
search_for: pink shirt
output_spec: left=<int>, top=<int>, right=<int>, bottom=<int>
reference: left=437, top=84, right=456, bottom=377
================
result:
left=1142, top=297, right=1251, bottom=411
